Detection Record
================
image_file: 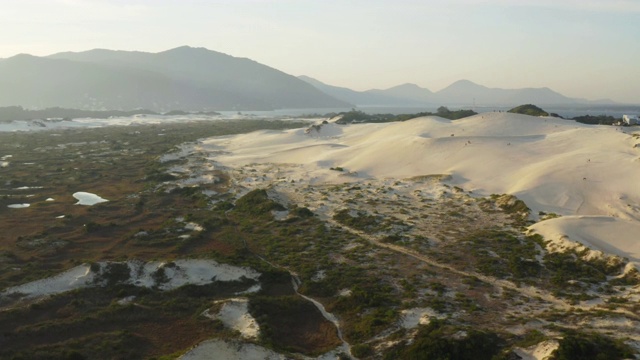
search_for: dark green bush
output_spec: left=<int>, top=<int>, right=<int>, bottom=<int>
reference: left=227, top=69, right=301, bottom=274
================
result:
left=551, top=331, right=634, bottom=360
left=508, top=104, right=549, bottom=117
left=383, top=319, right=503, bottom=360
left=233, top=189, right=285, bottom=216
left=352, top=343, right=374, bottom=357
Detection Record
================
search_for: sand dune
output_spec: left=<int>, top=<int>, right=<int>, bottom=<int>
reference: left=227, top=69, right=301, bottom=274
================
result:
left=201, top=112, right=640, bottom=264
left=529, top=216, right=640, bottom=267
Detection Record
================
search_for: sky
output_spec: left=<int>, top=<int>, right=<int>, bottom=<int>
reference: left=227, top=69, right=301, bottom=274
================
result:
left=1, top=0, right=638, bottom=103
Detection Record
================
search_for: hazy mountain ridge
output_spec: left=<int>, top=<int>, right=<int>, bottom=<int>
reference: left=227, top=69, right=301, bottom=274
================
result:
left=0, top=46, right=351, bottom=111
left=0, top=45, right=619, bottom=111
left=297, top=75, right=411, bottom=106
left=299, top=76, right=616, bottom=107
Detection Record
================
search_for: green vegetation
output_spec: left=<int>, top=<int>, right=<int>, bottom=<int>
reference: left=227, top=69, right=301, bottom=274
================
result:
left=233, top=189, right=286, bottom=216
left=300, top=264, right=368, bottom=298
left=550, top=330, right=634, bottom=360
left=508, top=104, right=549, bottom=117
left=290, top=206, right=314, bottom=218
left=572, top=115, right=619, bottom=125
left=249, top=295, right=341, bottom=355
left=334, top=109, right=396, bottom=124
left=334, top=107, right=477, bottom=124
left=332, top=208, right=381, bottom=232
left=92, top=262, right=131, bottom=286
left=459, top=229, right=541, bottom=280
left=351, top=343, right=374, bottom=358
left=1, top=116, right=639, bottom=359
left=494, top=194, right=530, bottom=215
left=0, top=280, right=254, bottom=360
left=494, top=194, right=531, bottom=223
left=383, top=319, right=503, bottom=360
left=434, top=106, right=478, bottom=120
left=516, top=329, right=547, bottom=348
left=544, top=250, right=624, bottom=287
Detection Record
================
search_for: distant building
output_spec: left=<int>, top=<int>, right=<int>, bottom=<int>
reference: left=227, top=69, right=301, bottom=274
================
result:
left=622, top=115, right=638, bottom=125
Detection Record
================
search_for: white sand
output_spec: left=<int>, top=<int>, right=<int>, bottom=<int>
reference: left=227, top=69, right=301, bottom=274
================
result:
left=2, top=259, right=260, bottom=300
left=198, top=113, right=640, bottom=266
left=0, top=155, right=9, bottom=167
left=513, top=340, right=559, bottom=360
left=179, top=339, right=285, bottom=360
left=529, top=216, right=640, bottom=267
left=73, top=192, right=109, bottom=205
left=212, top=298, right=260, bottom=339
left=400, top=307, right=444, bottom=329
left=117, top=295, right=136, bottom=305
left=1, top=264, right=94, bottom=298
left=204, top=114, right=640, bottom=217
left=127, top=259, right=260, bottom=290
left=236, top=284, right=261, bottom=295
left=184, top=222, right=204, bottom=232
left=311, top=270, right=327, bottom=282
left=7, top=203, right=30, bottom=208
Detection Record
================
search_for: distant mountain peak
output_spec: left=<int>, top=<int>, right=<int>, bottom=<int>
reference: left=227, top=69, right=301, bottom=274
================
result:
left=301, top=76, right=616, bottom=107
left=388, top=83, right=425, bottom=91
left=7, top=53, right=38, bottom=60
left=5, top=53, right=53, bottom=65
left=378, top=83, right=433, bottom=95
left=443, top=79, right=486, bottom=90
left=452, top=79, right=478, bottom=85
left=161, top=45, right=210, bottom=53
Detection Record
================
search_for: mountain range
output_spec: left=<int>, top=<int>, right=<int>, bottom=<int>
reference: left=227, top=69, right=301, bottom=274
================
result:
left=0, top=46, right=350, bottom=111
left=298, top=76, right=615, bottom=107
left=0, top=46, right=615, bottom=111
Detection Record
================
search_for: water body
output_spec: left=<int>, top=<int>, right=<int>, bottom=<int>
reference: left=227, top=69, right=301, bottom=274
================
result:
left=200, top=105, right=640, bottom=119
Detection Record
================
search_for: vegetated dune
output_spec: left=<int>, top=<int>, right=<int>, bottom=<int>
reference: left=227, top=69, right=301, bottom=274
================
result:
left=529, top=216, right=640, bottom=268
left=201, top=112, right=640, bottom=265
left=179, top=339, right=285, bottom=360
left=1, top=259, right=260, bottom=302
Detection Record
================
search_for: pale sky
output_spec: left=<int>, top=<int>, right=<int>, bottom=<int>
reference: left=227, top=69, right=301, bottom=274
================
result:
left=1, top=0, right=638, bottom=103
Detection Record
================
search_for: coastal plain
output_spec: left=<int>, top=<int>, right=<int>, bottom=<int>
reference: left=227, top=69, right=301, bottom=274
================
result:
left=1, top=113, right=639, bottom=359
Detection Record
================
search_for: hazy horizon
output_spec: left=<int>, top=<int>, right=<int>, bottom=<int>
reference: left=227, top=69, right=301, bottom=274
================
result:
left=2, top=0, right=638, bottom=103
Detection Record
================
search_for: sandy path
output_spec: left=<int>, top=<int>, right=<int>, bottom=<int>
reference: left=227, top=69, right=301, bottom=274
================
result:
left=327, top=217, right=595, bottom=313
left=335, top=219, right=640, bottom=322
